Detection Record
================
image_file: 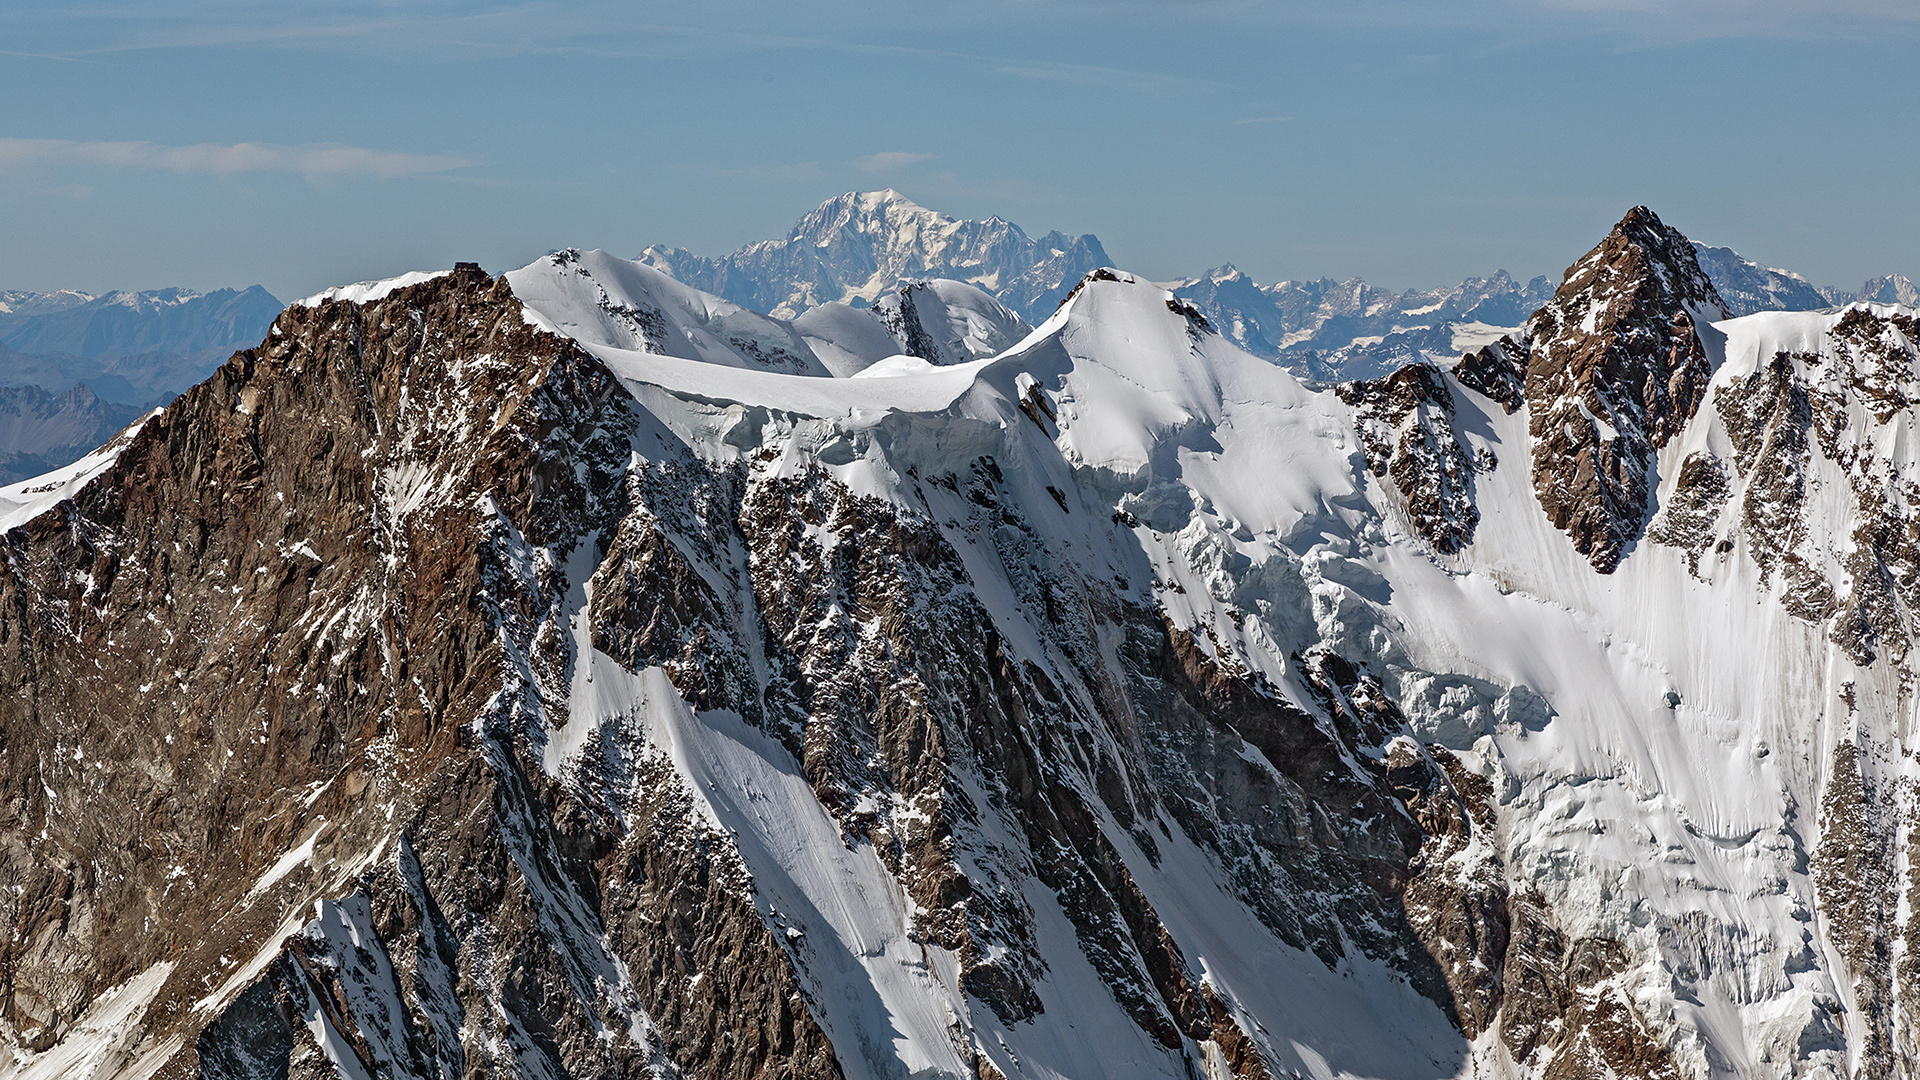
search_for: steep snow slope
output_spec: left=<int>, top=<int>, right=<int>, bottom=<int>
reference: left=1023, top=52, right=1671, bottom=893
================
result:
left=0, top=407, right=155, bottom=531
left=518, top=266, right=1481, bottom=1080
left=794, top=279, right=1033, bottom=375
left=8, top=220, right=1920, bottom=1080
left=507, top=249, right=830, bottom=375
left=523, top=255, right=1920, bottom=1076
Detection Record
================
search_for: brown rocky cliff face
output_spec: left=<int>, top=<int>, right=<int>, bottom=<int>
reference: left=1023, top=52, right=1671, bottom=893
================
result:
left=0, top=270, right=839, bottom=1079
left=1337, top=362, right=1494, bottom=555
left=1523, top=206, right=1728, bottom=572
left=1, top=258, right=1707, bottom=1080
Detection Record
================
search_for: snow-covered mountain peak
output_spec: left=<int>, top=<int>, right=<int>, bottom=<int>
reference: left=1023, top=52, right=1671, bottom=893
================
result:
left=1858, top=272, right=1919, bottom=306
left=794, top=277, right=1033, bottom=375
left=96, top=287, right=201, bottom=311
left=0, top=288, right=95, bottom=318
left=506, top=248, right=829, bottom=376
left=792, top=188, right=954, bottom=242
left=1691, top=243, right=1833, bottom=316
left=637, top=191, right=1109, bottom=322
left=18, top=210, right=1920, bottom=1080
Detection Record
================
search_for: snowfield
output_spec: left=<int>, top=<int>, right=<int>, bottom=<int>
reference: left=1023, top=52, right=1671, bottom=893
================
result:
left=8, top=231, right=1918, bottom=1080
left=495, top=246, right=1920, bottom=1078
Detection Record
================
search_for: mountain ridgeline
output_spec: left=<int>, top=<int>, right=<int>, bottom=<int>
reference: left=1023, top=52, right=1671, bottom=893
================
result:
left=637, top=189, right=1110, bottom=322
left=630, top=190, right=1889, bottom=383
left=0, top=285, right=282, bottom=402
left=5, top=206, right=1920, bottom=1080
left=0, top=286, right=282, bottom=480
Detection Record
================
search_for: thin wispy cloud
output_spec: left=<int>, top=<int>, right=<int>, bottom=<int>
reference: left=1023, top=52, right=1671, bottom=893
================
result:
left=0, top=48, right=93, bottom=62
left=996, top=60, right=1212, bottom=97
left=854, top=151, right=935, bottom=174
left=1234, top=115, right=1293, bottom=125
left=0, top=138, right=473, bottom=179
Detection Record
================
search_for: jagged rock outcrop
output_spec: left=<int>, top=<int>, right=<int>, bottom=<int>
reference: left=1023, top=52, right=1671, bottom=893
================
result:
left=7, top=220, right=1920, bottom=1080
left=0, top=268, right=837, bottom=1079
left=1522, top=205, right=1729, bottom=572
left=1642, top=306, right=1920, bottom=665
left=1337, top=362, right=1492, bottom=554
left=0, top=264, right=1549, bottom=1080
left=1456, top=334, right=1527, bottom=413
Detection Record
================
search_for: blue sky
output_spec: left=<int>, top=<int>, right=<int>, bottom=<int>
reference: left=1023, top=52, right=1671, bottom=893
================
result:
left=1, top=1, right=1915, bottom=300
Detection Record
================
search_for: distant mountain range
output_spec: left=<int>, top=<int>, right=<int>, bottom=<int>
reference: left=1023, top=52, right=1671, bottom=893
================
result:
left=18, top=205, right=1920, bottom=1080
left=0, top=285, right=280, bottom=481
left=632, top=191, right=1914, bottom=385
left=0, top=383, right=147, bottom=484
left=0, top=285, right=281, bottom=402
left=637, top=189, right=1109, bottom=322
left=1171, top=265, right=1560, bottom=381
left=1, top=194, right=1912, bottom=484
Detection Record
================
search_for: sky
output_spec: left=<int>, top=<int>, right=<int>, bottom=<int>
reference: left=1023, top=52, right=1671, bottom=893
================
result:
left=0, top=1, right=1915, bottom=302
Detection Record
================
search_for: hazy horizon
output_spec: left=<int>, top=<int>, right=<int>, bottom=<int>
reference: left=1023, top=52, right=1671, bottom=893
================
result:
left=2, top=1, right=1915, bottom=300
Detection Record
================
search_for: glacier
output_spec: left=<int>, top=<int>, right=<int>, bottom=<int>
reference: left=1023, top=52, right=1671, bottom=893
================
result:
left=2, top=209, right=1918, bottom=1080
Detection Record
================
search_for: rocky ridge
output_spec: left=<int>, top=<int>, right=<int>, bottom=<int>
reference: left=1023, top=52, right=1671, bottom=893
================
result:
left=4, top=204, right=1920, bottom=1080
left=1517, top=205, right=1730, bottom=572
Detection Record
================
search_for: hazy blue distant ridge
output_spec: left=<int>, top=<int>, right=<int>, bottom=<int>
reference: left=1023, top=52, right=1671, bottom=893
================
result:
left=638, top=190, right=1109, bottom=324
left=0, top=285, right=282, bottom=359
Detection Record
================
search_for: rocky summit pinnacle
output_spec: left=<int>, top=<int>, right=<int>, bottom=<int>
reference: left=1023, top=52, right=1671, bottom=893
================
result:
left=1520, top=205, right=1729, bottom=572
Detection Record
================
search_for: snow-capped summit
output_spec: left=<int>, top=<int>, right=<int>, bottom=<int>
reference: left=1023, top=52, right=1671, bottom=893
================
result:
left=638, top=190, right=1109, bottom=321
left=12, top=206, right=1920, bottom=1080
left=507, top=248, right=830, bottom=375
left=0, top=289, right=93, bottom=319
left=1857, top=273, right=1919, bottom=307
